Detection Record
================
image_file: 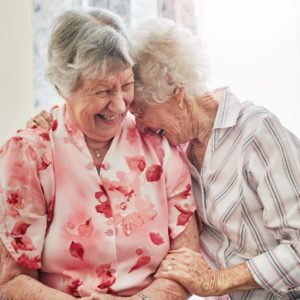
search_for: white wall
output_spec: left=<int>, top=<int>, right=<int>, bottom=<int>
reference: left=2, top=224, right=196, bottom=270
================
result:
left=0, top=0, right=34, bottom=145
left=198, top=0, right=300, bottom=137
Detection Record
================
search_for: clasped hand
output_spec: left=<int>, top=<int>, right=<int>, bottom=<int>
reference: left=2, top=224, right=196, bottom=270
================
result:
left=155, top=247, right=225, bottom=297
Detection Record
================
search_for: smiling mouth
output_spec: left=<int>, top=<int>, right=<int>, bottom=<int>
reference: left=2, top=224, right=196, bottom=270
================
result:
left=96, top=114, right=120, bottom=122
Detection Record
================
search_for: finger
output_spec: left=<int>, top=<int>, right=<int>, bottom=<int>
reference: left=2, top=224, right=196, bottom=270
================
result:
left=26, top=120, right=37, bottom=129
left=34, top=115, right=51, bottom=129
left=155, top=269, right=189, bottom=286
left=159, top=261, right=189, bottom=274
left=40, top=110, right=53, bottom=123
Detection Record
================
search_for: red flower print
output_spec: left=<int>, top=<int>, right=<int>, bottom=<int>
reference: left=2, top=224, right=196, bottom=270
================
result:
left=129, top=255, right=151, bottom=273
left=175, top=204, right=193, bottom=214
left=149, top=232, right=165, bottom=245
left=11, top=236, right=35, bottom=251
left=95, top=202, right=113, bottom=218
left=125, top=156, right=146, bottom=173
left=39, top=132, right=50, bottom=141
left=126, top=124, right=138, bottom=143
left=135, top=248, right=144, bottom=255
left=121, top=212, right=144, bottom=236
left=7, top=192, right=24, bottom=209
left=95, top=264, right=111, bottom=276
left=95, top=185, right=112, bottom=218
left=179, top=184, right=192, bottom=199
left=68, top=279, right=83, bottom=297
left=51, top=120, right=58, bottom=131
left=11, top=221, right=31, bottom=236
left=69, top=241, right=84, bottom=260
left=115, top=186, right=134, bottom=198
left=177, top=213, right=193, bottom=226
left=175, top=204, right=193, bottom=226
left=78, top=218, right=94, bottom=237
left=96, top=264, right=116, bottom=289
left=17, top=254, right=41, bottom=269
left=95, top=184, right=109, bottom=202
left=37, top=153, right=51, bottom=170
left=145, top=165, right=163, bottom=182
left=98, top=273, right=116, bottom=289
left=12, top=137, right=22, bottom=143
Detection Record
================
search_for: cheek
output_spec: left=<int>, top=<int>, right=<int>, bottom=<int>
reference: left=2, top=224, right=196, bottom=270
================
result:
left=125, top=91, right=134, bottom=106
left=73, top=103, right=97, bottom=126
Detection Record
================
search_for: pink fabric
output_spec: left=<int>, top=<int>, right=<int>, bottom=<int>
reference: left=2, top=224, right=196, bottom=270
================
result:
left=0, top=105, right=195, bottom=297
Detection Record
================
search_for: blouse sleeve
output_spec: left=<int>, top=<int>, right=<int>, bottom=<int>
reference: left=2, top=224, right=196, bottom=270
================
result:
left=245, top=114, right=300, bottom=297
left=0, top=135, right=49, bottom=269
left=162, top=140, right=196, bottom=240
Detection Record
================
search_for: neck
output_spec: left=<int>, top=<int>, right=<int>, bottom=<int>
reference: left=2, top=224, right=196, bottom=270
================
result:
left=189, top=93, right=219, bottom=147
left=85, top=137, right=112, bottom=152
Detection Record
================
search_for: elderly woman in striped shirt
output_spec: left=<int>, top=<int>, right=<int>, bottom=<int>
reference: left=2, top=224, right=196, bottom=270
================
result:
left=129, top=18, right=300, bottom=299
left=26, top=17, right=300, bottom=299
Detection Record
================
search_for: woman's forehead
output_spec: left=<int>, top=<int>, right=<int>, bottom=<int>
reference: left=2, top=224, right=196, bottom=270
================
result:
left=81, top=68, right=134, bottom=89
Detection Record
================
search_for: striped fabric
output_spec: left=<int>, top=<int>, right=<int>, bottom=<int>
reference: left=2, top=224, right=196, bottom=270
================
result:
left=188, top=88, right=300, bottom=299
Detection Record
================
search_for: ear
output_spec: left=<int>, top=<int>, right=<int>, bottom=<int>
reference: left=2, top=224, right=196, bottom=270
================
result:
left=174, top=87, right=185, bottom=110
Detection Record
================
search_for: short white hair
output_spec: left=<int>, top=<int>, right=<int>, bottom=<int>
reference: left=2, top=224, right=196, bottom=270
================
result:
left=47, top=9, right=134, bottom=97
left=130, top=18, right=209, bottom=105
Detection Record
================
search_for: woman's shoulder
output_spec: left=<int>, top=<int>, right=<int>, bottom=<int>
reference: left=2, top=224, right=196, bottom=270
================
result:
left=239, top=101, right=278, bottom=124
left=0, top=113, right=56, bottom=161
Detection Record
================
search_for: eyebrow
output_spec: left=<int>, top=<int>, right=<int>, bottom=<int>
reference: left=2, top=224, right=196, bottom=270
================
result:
left=93, top=73, right=134, bottom=89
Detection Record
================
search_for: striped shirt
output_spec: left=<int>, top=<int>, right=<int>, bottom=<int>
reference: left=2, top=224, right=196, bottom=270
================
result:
left=189, top=88, right=300, bottom=299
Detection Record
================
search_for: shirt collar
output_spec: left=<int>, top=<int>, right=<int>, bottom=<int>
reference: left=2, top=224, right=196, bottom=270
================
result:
left=213, top=87, right=243, bottom=130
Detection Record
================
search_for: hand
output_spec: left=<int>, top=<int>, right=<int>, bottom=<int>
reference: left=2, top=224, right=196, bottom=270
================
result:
left=155, top=247, right=223, bottom=297
left=26, top=110, right=53, bottom=130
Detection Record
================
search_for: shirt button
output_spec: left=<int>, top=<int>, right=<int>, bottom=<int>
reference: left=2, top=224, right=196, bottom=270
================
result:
left=105, top=229, right=114, bottom=237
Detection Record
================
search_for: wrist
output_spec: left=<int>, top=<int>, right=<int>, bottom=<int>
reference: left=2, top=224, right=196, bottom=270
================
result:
left=215, top=269, right=231, bottom=295
left=215, top=263, right=259, bottom=295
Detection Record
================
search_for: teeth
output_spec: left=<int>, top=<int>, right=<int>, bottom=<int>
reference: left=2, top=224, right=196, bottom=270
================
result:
left=156, top=129, right=165, bottom=136
left=97, top=114, right=118, bottom=121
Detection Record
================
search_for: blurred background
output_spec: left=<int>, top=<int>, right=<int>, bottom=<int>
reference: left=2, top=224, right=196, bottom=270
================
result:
left=1, top=0, right=300, bottom=148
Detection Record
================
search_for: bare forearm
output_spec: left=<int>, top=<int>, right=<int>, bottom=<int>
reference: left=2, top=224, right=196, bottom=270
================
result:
left=0, top=274, right=75, bottom=300
left=216, top=263, right=260, bottom=295
left=132, top=278, right=189, bottom=300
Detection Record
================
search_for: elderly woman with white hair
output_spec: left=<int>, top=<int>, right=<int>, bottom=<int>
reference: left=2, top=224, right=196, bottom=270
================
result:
left=0, top=9, right=199, bottom=300
left=128, top=18, right=300, bottom=299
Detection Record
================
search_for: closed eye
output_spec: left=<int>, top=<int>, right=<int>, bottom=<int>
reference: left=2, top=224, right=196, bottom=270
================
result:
left=122, top=82, right=134, bottom=92
left=95, top=90, right=109, bottom=96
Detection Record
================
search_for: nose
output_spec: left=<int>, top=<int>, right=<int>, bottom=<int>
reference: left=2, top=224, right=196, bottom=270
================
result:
left=108, top=91, right=126, bottom=114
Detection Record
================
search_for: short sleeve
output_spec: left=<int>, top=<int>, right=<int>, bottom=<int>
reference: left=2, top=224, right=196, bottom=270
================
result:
left=0, top=136, right=48, bottom=269
left=162, top=140, right=196, bottom=239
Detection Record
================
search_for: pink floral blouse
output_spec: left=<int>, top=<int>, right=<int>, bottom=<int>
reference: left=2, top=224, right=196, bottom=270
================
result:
left=0, top=105, right=195, bottom=297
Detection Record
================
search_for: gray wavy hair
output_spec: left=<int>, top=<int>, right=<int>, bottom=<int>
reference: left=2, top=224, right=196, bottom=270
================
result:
left=46, top=8, right=134, bottom=97
left=130, top=18, right=209, bottom=105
